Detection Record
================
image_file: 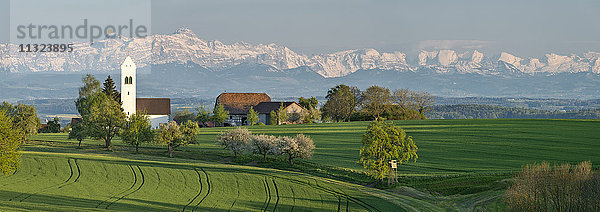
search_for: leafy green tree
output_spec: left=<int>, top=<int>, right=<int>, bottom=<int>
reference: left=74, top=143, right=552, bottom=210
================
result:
left=157, top=121, right=198, bottom=157
left=279, top=134, right=315, bottom=166
left=298, top=97, right=318, bottom=110
left=303, top=107, right=322, bottom=124
left=247, top=106, right=259, bottom=126
left=41, top=117, right=61, bottom=133
left=322, top=84, right=359, bottom=122
left=1, top=102, right=40, bottom=143
left=102, top=75, right=121, bottom=103
left=212, top=104, right=229, bottom=126
left=0, top=110, right=24, bottom=175
left=275, top=103, right=288, bottom=125
left=68, top=122, right=87, bottom=147
left=250, top=134, right=280, bottom=161
left=299, top=96, right=321, bottom=123
left=217, top=127, right=252, bottom=158
left=173, top=109, right=196, bottom=124
left=75, top=74, right=101, bottom=117
left=361, top=85, right=392, bottom=119
left=157, top=121, right=183, bottom=157
left=269, top=111, right=278, bottom=125
left=86, top=93, right=126, bottom=151
left=180, top=120, right=200, bottom=145
left=287, top=112, right=302, bottom=124
left=359, top=119, right=418, bottom=182
left=121, top=112, right=154, bottom=153
left=195, top=104, right=212, bottom=125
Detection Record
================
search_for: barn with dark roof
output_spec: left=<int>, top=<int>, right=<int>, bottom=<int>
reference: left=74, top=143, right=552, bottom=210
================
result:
left=254, top=102, right=306, bottom=125
left=215, top=93, right=271, bottom=126
left=214, top=92, right=307, bottom=125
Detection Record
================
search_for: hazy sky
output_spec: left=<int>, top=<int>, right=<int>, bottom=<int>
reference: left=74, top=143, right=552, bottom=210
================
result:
left=2, top=0, right=600, bottom=56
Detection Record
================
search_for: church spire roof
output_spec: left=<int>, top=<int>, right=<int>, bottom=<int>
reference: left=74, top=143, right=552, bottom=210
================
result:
left=121, top=56, right=136, bottom=69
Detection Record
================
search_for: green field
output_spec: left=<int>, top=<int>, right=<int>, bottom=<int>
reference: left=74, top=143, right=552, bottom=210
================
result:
left=194, top=119, right=600, bottom=174
left=2, top=119, right=598, bottom=211
left=0, top=152, right=409, bottom=211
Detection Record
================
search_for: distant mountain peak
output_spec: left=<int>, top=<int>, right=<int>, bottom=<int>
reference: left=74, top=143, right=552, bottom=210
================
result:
left=173, top=27, right=197, bottom=37
left=0, top=28, right=599, bottom=77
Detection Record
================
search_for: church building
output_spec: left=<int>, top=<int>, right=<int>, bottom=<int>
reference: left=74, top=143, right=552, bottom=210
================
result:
left=121, top=56, right=171, bottom=129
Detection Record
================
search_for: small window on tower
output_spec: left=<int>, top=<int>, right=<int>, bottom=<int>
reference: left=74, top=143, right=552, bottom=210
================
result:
left=128, top=92, right=130, bottom=95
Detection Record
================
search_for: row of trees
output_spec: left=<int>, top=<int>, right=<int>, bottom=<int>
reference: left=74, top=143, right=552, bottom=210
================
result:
left=173, top=104, right=230, bottom=126
left=70, top=75, right=200, bottom=157
left=216, top=128, right=315, bottom=166
left=322, top=85, right=434, bottom=122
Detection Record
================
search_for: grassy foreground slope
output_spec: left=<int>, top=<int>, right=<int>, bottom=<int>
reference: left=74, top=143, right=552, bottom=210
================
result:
left=195, top=119, right=600, bottom=175
left=22, top=119, right=599, bottom=211
left=0, top=152, right=408, bottom=211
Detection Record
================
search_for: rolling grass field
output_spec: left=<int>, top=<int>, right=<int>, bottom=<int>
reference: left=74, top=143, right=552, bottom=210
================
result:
left=3, top=119, right=598, bottom=211
left=193, top=119, right=600, bottom=175
left=0, top=152, right=408, bottom=211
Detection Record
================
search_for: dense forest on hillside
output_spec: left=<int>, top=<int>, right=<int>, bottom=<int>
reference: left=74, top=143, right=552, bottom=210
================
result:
left=429, top=104, right=600, bottom=119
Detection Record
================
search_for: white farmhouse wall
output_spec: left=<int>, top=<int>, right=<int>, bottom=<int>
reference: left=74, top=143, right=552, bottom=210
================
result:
left=148, top=115, right=169, bottom=129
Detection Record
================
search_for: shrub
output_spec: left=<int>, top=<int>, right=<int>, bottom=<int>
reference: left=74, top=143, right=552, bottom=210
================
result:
left=279, top=134, right=315, bottom=166
left=250, top=134, right=280, bottom=161
left=506, top=161, right=600, bottom=211
left=156, top=121, right=198, bottom=157
left=216, top=127, right=252, bottom=158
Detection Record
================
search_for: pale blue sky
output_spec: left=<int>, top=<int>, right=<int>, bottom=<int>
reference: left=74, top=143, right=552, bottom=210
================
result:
left=2, top=0, right=600, bottom=56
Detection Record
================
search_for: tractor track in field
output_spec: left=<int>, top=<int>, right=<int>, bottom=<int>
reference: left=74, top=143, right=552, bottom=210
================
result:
left=241, top=171, right=381, bottom=212
left=11, top=158, right=80, bottom=202
left=192, top=168, right=211, bottom=212
left=345, top=196, right=349, bottom=212
left=337, top=196, right=341, bottom=212
left=262, top=177, right=271, bottom=212
left=227, top=175, right=240, bottom=211
left=57, top=159, right=80, bottom=188
left=289, top=177, right=378, bottom=212
left=289, top=185, right=295, bottom=212
left=153, top=168, right=161, bottom=191
left=183, top=168, right=203, bottom=212
left=272, top=179, right=280, bottom=212
left=313, top=179, right=326, bottom=210
left=104, top=165, right=145, bottom=209
left=96, top=165, right=140, bottom=209
left=73, top=159, right=81, bottom=182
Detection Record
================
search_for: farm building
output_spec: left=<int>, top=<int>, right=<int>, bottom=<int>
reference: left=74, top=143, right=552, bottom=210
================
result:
left=254, top=102, right=306, bottom=125
left=215, top=93, right=271, bottom=126
left=215, top=92, right=307, bottom=125
left=121, top=56, right=171, bottom=129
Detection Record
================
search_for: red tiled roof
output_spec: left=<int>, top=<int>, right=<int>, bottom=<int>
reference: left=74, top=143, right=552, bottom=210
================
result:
left=215, top=93, right=271, bottom=115
left=137, top=98, right=171, bottom=115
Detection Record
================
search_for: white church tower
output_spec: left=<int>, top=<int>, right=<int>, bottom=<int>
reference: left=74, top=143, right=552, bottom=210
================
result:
left=121, top=56, right=137, bottom=116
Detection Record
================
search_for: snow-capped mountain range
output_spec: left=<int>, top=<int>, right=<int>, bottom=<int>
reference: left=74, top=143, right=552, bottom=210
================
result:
left=1, top=28, right=599, bottom=77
